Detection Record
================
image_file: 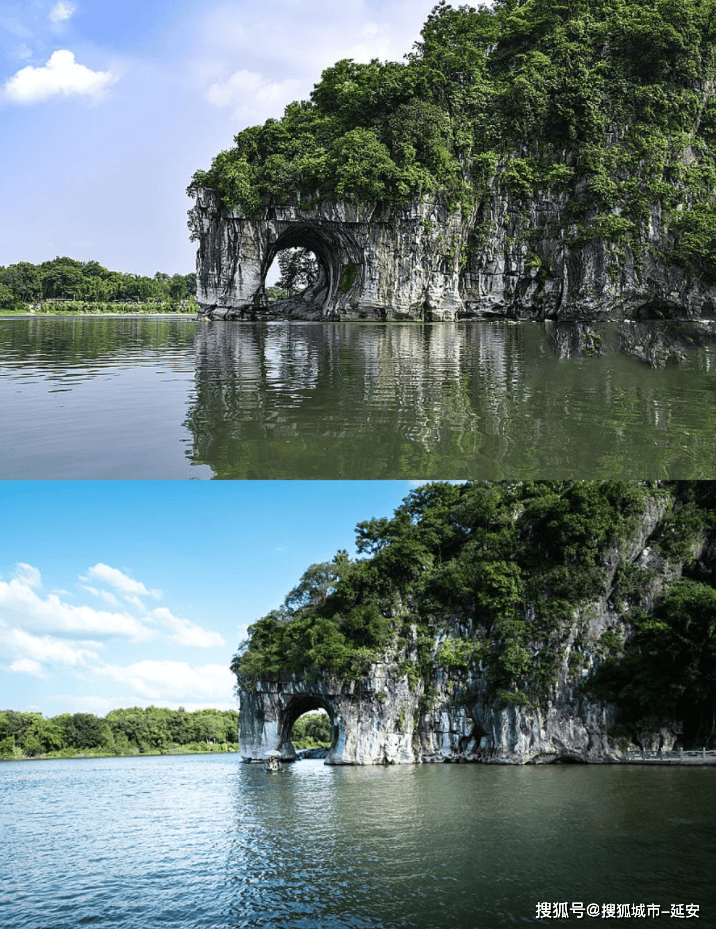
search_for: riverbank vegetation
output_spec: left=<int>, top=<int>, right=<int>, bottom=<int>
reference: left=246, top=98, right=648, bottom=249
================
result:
left=191, top=0, right=716, bottom=280
left=0, top=257, right=197, bottom=314
left=233, top=481, right=716, bottom=748
left=266, top=248, right=319, bottom=300
left=0, top=706, right=239, bottom=761
left=292, top=711, right=332, bottom=749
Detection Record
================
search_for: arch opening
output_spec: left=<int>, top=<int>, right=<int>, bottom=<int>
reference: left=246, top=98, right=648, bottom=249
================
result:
left=278, top=695, right=338, bottom=759
left=266, top=247, right=321, bottom=301
left=261, top=225, right=343, bottom=314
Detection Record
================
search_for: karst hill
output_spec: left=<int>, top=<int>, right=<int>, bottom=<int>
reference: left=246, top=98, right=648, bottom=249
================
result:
left=233, top=481, right=716, bottom=764
left=190, top=0, right=716, bottom=321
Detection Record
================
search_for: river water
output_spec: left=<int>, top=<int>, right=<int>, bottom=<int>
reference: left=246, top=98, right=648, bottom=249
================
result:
left=2, top=755, right=714, bottom=928
left=1, top=317, right=715, bottom=479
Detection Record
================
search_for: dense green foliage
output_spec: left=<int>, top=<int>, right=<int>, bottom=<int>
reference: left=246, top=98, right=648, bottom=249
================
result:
left=267, top=248, right=319, bottom=300
left=291, top=711, right=332, bottom=748
left=0, top=257, right=196, bottom=312
left=0, top=706, right=238, bottom=760
left=234, top=481, right=716, bottom=745
left=235, top=481, right=647, bottom=699
left=592, top=579, right=716, bottom=745
left=190, top=0, right=716, bottom=276
left=589, top=482, right=716, bottom=744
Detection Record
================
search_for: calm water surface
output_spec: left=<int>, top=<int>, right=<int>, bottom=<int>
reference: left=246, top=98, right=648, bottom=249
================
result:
left=1, top=755, right=714, bottom=929
left=1, top=317, right=715, bottom=478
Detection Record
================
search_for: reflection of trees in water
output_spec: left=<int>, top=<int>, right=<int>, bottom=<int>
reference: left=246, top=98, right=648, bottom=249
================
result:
left=0, top=317, right=196, bottom=375
left=185, top=321, right=716, bottom=479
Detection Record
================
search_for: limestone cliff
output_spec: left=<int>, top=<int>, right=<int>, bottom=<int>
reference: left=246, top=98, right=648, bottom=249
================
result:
left=189, top=187, right=716, bottom=322
left=235, top=482, right=716, bottom=765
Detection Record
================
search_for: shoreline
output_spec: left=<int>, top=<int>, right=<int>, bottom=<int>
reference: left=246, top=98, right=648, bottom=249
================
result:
left=1, top=747, right=241, bottom=762
left=0, top=312, right=197, bottom=319
left=3, top=749, right=715, bottom=766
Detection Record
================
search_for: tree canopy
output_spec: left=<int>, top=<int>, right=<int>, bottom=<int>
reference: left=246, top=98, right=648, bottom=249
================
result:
left=0, top=706, right=238, bottom=759
left=189, top=0, right=716, bottom=277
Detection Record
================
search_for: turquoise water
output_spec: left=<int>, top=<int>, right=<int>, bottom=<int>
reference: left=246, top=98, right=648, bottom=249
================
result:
left=2, top=754, right=714, bottom=928
left=1, top=318, right=715, bottom=478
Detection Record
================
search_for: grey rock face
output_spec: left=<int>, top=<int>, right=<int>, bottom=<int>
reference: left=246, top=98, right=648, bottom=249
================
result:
left=189, top=191, right=467, bottom=321
left=237, top=664, right=618, bottom=766
left=189, top=188, right=716, bottom=321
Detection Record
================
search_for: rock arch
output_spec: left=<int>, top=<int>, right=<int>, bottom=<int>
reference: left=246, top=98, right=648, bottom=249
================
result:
left=236, top=669, right=479, bottom=765
left=238, top=678, right=343, bottom=763
left=189, top=190, right=467, bottom=321
left=276, top=694, right=337, bottom=758
left=263, top=226, right=341, bottom=313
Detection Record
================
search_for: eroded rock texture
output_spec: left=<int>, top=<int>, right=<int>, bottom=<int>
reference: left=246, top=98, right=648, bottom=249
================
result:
left=189, top=188, right=716, bottom=322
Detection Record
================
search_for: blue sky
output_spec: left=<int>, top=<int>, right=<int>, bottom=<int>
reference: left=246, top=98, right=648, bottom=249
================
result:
left=0, top=0, right=440, bottom=277
left=0, top=480, right=429, bottom=716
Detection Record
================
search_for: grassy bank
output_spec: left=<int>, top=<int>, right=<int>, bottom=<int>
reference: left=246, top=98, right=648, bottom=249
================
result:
left=1, top=742, right=241, bottom=762
left=1, top=298, right=199, bottom=316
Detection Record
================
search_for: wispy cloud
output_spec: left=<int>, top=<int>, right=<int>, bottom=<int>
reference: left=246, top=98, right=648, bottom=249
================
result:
left=81, top=585, right=120, bottom=607
left=152, top=607, right=224, bottom=649
left=87, top=660, right=235, bottom=703
left=0, top=561, right=226, bottom=689
left=13, top=563, right=41, bottom=588
left=9, top=658, right=45, bottom=678
left=85, top=563, right=162, bottom=601
left=2, top=50, right=116, bottom=104
left=49, top=2, right=76, bottom=23
left=48, top=692, right=237, bottom=715
left=204, top=69, right=301, bottom=120
left=0, top=570, right=155, bottom=640
left=2, top=626, right=100, bottom=669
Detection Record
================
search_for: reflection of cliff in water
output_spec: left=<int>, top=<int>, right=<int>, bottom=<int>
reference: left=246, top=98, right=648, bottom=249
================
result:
left=185, top=321, right=716, bottom=479
left=545, top=319, right=716, bottom=367
left=186, top=322, right=520, bottom=478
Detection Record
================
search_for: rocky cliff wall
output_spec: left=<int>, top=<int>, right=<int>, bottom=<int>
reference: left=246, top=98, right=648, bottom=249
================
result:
left=189, top=189, right=468, bottom=321
left=237, top=492, right=707, bottom=766
left=189, top=187, right=716, bottom=322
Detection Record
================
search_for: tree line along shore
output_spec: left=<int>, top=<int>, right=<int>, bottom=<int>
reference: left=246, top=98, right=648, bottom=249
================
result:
left=0, top=706, right=330, bottom=761
left=0, top=256, right=197, bottom=315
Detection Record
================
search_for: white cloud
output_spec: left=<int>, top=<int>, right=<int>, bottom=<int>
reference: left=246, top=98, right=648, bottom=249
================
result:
left=152, top=607, right=224, bottom=649
left=2, top=50, right=116, bottom=105
left=49, top=693, right=132, bottom=716
left=49, top=2, right=76, bottom=23
left=0, top=572, right=155, bottom=641
left=49, top=693, right=237, bottom=714
left=88, top=660, right=235, bottom=703
left=81, top=585, right=120, bottom=607
left=14, top=563, right=41, bottom=588
left=205, top=69, right=301, bottom=119
left=2, top=627, right=99, bottom=668
left=85, top=563, right=161, bottom=601
left=9, top=658, right=45, bottom=678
